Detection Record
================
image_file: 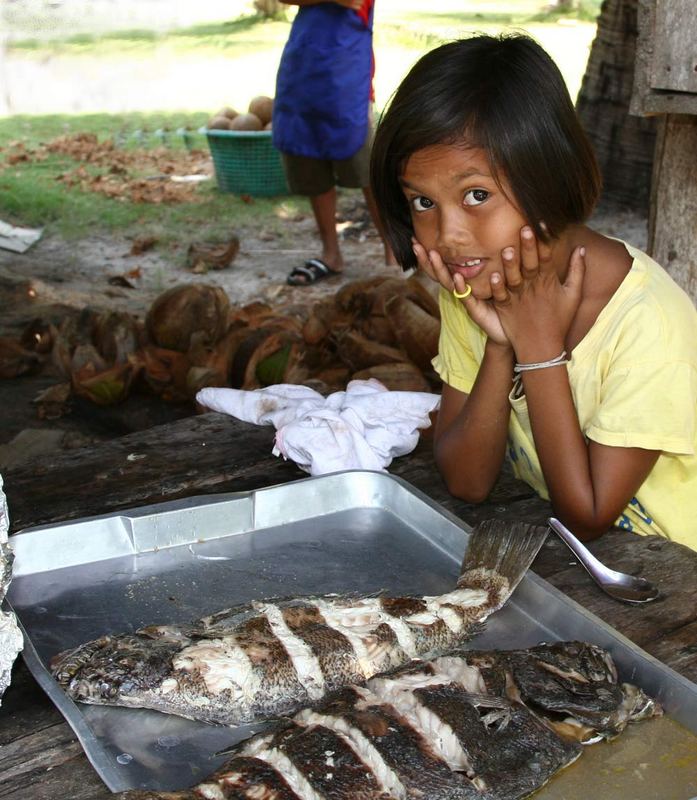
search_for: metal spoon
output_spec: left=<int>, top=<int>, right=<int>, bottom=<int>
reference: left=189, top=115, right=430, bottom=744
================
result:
left=547, top=517, right=660, bottom=604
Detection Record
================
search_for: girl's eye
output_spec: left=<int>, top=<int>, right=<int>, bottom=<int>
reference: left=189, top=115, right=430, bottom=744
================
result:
left=464, top=189, right=489, bottom=206
left=411, top=196, right=434, bottom=212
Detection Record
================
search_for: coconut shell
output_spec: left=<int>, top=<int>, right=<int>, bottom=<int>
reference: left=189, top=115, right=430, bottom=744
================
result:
left=91, top=310, right=142, bottom=364
left=384, top=294, right=440, bottom=371
left=72, top=361, right=138, bottom=406
left=146, top=284, right=230, bottom=353
left=312, top=365, right=350, bottom=391
left=302, top=312, right=330, bottom=345
left=208, top=115, right=231, bottom=130
left=221, top=106, right=240, bottom=120
left=335, top=276, right=390, bottom=316
left=0, top=336, right=41, bottom=378
left=352, top=362, right=431, bottom=393
left=248, top=95, right=274, bottom=126
left=137, top=345, right=192, bottom=402
left=360, top=314, right=398, bottom=347
left=229, top=113, right=263, bottom=132
left=336, top=330, right=405, bottom=371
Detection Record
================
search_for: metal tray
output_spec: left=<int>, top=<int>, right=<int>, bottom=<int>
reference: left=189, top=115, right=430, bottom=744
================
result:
left=6, top=470, right=697, bottom=795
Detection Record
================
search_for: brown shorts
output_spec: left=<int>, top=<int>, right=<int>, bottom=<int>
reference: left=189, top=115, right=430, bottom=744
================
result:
left=281, top=129, right=373, bottom=196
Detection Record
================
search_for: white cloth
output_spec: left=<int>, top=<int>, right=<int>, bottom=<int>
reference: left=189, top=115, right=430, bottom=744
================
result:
left=196, top=379, right=441, bottom=476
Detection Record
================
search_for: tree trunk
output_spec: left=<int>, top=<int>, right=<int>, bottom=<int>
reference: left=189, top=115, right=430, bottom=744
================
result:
left=648, top=115, right=697, bottom=299
left=576, top=0, right=656, bottom=211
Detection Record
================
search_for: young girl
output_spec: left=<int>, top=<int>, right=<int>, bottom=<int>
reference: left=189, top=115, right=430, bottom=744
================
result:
left=370, top=33, right=697, bottom=549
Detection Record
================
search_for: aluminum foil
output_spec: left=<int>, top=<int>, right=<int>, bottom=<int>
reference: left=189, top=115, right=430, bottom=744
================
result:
left=0, top=474, right=23, bottom=703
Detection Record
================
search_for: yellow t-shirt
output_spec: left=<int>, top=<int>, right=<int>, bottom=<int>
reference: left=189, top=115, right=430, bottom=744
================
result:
left=432, top=241, right=697, bottom=549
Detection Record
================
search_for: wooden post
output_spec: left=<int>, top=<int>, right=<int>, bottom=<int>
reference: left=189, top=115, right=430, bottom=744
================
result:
left=648, top=116, right=697, bottom=298
left=631, top=0, right=697, bottom=303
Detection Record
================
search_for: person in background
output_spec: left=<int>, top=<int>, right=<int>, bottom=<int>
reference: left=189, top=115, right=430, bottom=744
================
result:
left=370, top=34, right=697, bottom=549
left=274, top=0, right=396, bottom=285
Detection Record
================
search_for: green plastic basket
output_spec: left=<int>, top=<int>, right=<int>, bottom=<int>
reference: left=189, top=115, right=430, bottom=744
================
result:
left=205, top=129, right=289, bottom=197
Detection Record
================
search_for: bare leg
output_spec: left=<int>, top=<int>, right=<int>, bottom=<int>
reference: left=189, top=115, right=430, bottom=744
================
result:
left=310, top=187, right=343, bottom=273
left=362, top=185, right=398, bottom=266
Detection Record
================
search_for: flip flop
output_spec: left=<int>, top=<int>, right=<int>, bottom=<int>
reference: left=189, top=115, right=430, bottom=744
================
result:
left=286, top=258, right=338, bottom=286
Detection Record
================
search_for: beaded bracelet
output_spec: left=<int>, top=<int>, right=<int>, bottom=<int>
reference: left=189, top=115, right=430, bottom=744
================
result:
left=513, top=351, right=568, bottom=374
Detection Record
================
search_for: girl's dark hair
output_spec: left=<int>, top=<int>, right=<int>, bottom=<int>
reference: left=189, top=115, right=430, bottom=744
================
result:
left=370, top=34, right=602, bottom=270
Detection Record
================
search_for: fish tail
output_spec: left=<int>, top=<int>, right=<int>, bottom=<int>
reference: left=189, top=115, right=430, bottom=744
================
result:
left=457, top=519, right=547, bottom=603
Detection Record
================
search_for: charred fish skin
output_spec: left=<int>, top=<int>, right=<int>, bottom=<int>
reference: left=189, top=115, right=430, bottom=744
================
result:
left=251, top=720, right=394, bottom=800
left=51, top=520, right=550, bottom=726
left=313, top=688, right=490, bottom=800
left=51, top=635, right=182, bottom=708
left=115, top=643, right=659, bottom=800
left=413, top=684, right=582, bottom=800
left=464, top=641, right=659, bottom=741
left=119, top=756, right=304, bottom=800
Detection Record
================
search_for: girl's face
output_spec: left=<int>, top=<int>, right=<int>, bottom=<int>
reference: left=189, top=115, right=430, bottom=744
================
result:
left=401, top=143, right=529, bottom=299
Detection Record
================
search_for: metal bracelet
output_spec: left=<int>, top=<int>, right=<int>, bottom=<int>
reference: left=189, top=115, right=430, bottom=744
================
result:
left=513, top=351, right=568, bottom=374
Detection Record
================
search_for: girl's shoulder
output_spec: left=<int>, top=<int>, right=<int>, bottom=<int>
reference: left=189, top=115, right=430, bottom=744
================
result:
left=581, top=233, right=697, bottom=361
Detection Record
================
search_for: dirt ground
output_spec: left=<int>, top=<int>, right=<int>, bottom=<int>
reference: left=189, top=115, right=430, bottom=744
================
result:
left=0, top=195, right=648, bottom=469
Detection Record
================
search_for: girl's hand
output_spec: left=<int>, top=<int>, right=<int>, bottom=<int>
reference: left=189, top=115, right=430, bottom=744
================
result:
left=412, top=237, right=510, bottom=348
left=490, top=226, right=586, bottom=360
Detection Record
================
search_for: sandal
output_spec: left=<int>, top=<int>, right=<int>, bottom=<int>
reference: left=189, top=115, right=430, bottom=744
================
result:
left=286, top=258, right=338, bottom=286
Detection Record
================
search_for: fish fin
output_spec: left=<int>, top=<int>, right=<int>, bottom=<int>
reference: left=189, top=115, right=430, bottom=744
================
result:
left=458, top=518, right=547, bottom=596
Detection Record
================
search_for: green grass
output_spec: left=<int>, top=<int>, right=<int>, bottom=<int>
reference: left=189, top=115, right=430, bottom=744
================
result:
left=0, top=1, right=601, bottom=246
left=0, top=111, right=305, bottom=244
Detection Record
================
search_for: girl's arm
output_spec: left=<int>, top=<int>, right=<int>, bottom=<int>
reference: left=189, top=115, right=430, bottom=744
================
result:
left=412, top=239, right=516, bottom=501
left=521, top=368, right=659, bottom=539
left=434, top=341, right=514, bottom=502
left=494, top=228, right=660, bottom=539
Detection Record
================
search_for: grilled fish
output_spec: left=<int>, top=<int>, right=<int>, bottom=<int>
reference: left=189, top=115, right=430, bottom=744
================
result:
left=51, top=520, right=547, bottom=726
left=117, top=641, right=659, bottom=800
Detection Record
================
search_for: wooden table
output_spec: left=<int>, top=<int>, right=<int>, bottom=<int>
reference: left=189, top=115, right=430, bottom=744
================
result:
left=2, top=412, right=697, bottom=799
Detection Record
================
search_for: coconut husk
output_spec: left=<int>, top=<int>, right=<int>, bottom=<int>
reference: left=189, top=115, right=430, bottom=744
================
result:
left=229, top=328, right=277, bottom=389
left=404, top=272, right=441, bottom=318
left=369, top=274, right=441, bottom=320
left=71, top=343, right=107, bottom=375
left=237, top=330, right=302, bottom=390
left=369, top=277, right=410, bottom=314
left=186, top=365, right=227, bottom=396
left=312, top=365, right=351, bottom=392
left=248, top=95, right=274, bottom=126
left=336, top=330, right=406, bottom=371
left=384, top=295, right=440, bottom=371
left=137, top=345, right=192, bottom=402
left=360, top=313, right=398, bottom=347
left=20, top=318, right=54, bottom=354
left=189, top=326, right=251, bottom=388
left=230, top=113, right=263, bottom=132
left=352, top=362, right=432, bottom=393
left=235, top=300, right=274, bottom=322
left=0, top=337, right=42, bottom=379
left=283, top=346, right=312, bottom=386
left=334, top=276, right=391, bottom=316
left=187, top=236, right=240, bottom=272
left=91, top=310, right=143, bottom=364
left=146, top=284, right=230, bottom=352
left=209, top=115, right=231, bottom=130
left=72, top=360, right=139, bottom=406
left=33, top=382, right=72, bottom=420
left=302, top=311, right=330, bottom=345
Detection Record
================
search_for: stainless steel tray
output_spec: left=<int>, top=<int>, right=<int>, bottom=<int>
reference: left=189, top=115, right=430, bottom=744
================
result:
left=6, top=470, right=697, bottom=794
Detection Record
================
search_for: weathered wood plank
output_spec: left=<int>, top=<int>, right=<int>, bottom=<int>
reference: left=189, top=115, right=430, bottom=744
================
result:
left=0, top=661, right=64, bottom=747
left=4, top=413, right=304, bottom=533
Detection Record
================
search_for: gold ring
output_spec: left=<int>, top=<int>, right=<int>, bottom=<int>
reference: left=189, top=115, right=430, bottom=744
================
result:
left=453, top=284, right=472, bottom=299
